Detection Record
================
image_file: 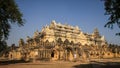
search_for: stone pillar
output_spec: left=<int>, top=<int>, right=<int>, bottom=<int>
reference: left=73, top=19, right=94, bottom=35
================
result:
left=39, top=50, right=41, bottom=59
left=49, top=50, right=51, bottom=59
left=42, top=50, right=43, bottom=58
left=65, top=50, right=67, bottom=61
left=46, top=50, right=47, bottom=58
left=43, top=50, right=45, bottom=58
left=40, top=50, right=42, bottom=59
left=45, top=50, right=47, bottom=58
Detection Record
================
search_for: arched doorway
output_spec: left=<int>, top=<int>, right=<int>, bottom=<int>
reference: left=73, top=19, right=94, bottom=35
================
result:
left=64, top=39, right=70, bottom=46
left=51, top=51, right=54, bottom=57
left=57, top=38, right=63, bottom=46
left=64, top=46, right=74, bottom=61
left=51, top=50, right=58, bottom=60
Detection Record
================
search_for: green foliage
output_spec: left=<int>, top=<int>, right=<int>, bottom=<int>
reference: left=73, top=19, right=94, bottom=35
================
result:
left=0, top=0, right=24, bottom=39
left=108, top=44, right=120, bottom=53
left=0, top=0, right=24, bottom=53
left=0, top=40, right=7, bottom=52
left=0, top=40, right=7, bottom=56
left=104, top=0, right=120, bottom=35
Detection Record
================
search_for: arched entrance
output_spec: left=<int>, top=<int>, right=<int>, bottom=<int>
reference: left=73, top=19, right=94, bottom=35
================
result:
left=64, top=46, right=74, bottom=61
left=51, top=51, right=54, bottom=57
left=51, top=50, right=58, bottom=60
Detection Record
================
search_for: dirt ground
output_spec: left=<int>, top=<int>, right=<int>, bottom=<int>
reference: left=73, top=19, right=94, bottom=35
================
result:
left=0, top=61, right=83, bottom=68
left=0, top=59, right=120, bottom=68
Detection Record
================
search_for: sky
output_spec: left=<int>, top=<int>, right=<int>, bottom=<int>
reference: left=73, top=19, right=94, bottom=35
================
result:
left=7, top=0, right=120, bottom=46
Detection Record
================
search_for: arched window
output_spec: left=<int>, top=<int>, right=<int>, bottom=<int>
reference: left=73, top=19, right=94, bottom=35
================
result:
left=64, top=39, right=70, bottom=45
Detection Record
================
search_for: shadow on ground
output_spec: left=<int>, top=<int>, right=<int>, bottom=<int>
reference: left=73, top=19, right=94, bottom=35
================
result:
left=73, top=61, right=120, bottom=68
left=0, top=60, right=30, bottom=65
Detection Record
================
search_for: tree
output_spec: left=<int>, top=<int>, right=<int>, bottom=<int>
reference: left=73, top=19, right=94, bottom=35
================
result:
left=103, top=0, right=120, bottom=35
left=0, top=0, right=24, bottom=52
left=0, top=40, right=7, bottom=52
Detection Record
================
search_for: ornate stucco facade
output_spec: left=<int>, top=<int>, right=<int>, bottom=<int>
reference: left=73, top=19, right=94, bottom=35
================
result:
left=33, top=20, right=106, bottom=46
left=7, top=20, right=120, bottom=61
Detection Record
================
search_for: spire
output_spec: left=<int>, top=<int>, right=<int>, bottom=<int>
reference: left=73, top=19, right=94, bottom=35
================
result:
left=51, top=20, right=56, bottom=24
left=33, top=30, right=39, bottom=38
left=101, top=36, right=105, bottom=41
left=93, top=28, right=100, bottom=37
left=94, top=28, right=99, bottom=33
